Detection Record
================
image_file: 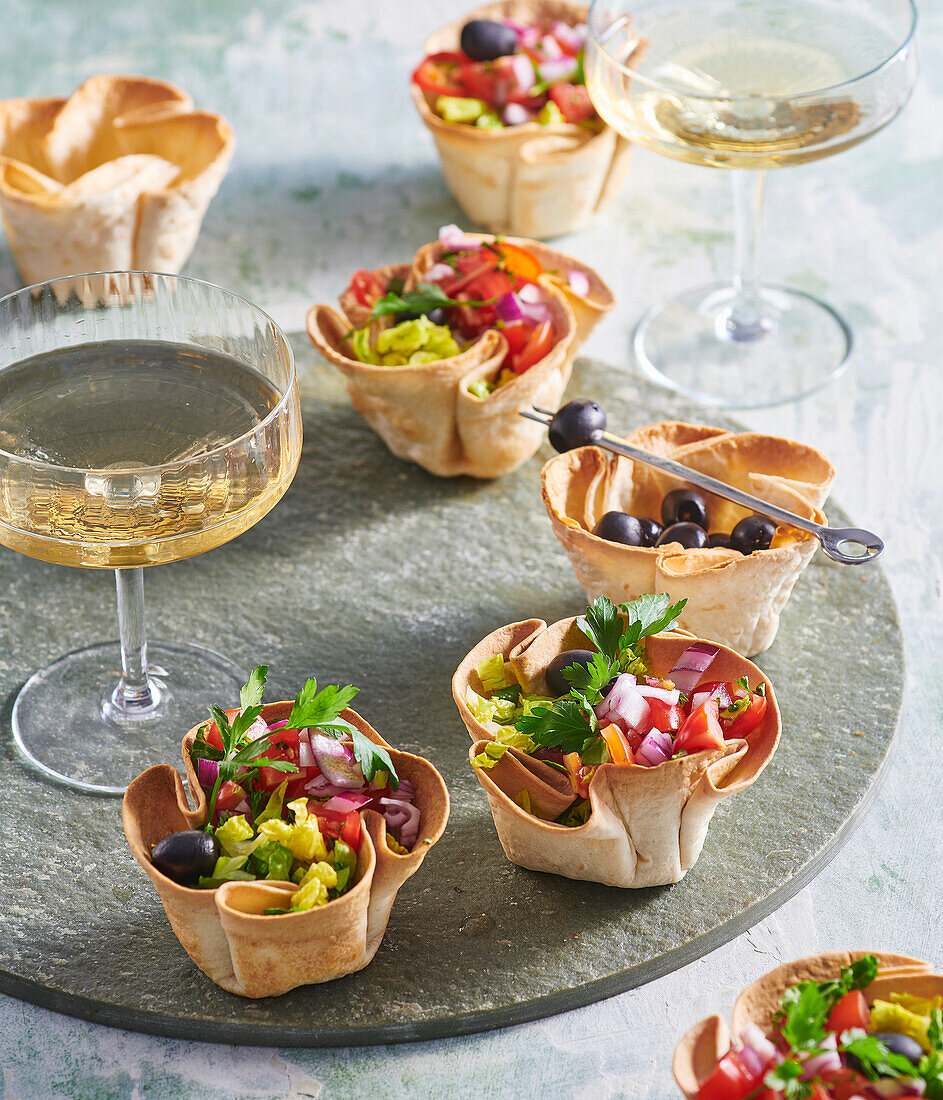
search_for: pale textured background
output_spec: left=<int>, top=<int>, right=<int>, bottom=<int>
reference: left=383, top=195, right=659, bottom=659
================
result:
left=0, top=1, right=940, bottom=1097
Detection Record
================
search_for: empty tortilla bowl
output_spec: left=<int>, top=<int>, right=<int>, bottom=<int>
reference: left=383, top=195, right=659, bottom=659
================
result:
left=123, top=701, right=449, bottom=998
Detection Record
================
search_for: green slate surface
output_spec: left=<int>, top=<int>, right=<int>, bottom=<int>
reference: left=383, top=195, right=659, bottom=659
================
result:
left=0, top=344, right=903, bottom=1045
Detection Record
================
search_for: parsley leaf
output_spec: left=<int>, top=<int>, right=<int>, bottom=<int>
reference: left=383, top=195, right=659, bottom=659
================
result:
left=930, top=1008, right=943, bottom=1053
left=284, top=676, right=398, bottom=789
left=920, top=1050, right=943, bottom=1099
left=517, top=698, right=598, bottom=754
left=764, top=1061, right=811, bottom=1100
left=349, top=282, right=498, bottom=333
left=780, top=982, right=830, bottom=1051
left=562, top=650, right=616, bottom=697
left=577, top=596, right=622, bottom=664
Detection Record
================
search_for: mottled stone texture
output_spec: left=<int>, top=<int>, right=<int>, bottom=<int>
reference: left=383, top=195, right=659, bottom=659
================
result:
left=0, top=351, right=902, bottom=1044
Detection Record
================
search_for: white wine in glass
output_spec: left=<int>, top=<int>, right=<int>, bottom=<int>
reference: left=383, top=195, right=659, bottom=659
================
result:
left=586, top=0, right=918, bottom=406
left=0, top=273, right=303, bottom=794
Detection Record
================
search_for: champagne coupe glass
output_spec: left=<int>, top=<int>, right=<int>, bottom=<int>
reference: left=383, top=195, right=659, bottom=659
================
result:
left=585, top=0, right=918, bottom=407
left=0, top=272, right=302, bottom=795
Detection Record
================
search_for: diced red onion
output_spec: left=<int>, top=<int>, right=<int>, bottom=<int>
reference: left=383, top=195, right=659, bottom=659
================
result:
left=735, top=1043, right=768, bottom=1081
left=667, top=642, right=720, bottom=695
left=636, top=728, right=673, bottom=766
left=518, top=283, right=543, bottom=304
left=305, top=776, right=370, bottom=799
left=594, top=673, right=636, bottom=723
left=324, top=793, right=372, bottom=814
left=510, top=52, right=535, bottom=94
left=496, top=292, right=524, bottom=322
left=424, top=261, right=454, bottom=283
left=267, top=719, right=288, bottom=732
left=297, top=733, right=315, bottom=768
left=739, top=1023, right=777, bottom=1067
left=608, top=687, right=652, bottom=736
left=539, top=34, right=563, bottom=58
left=519, top=25, right=540, bottom=48
left=567, top=269, right=591, bottom=297
left=197, top=756, right=218, bottom=790
left=379, top=779, right=416, bottom=802
left=438, top=224, right=479, bottom=250
left=636, top=685, right=680, bottom=705
left=801, top=1033, right=840, bottom=1078
left=503, top=103, right=533, bottom=126
left=242, top=715, right=269, bottom=741
left=233, top=799, right=251, bottom=816
left=521, top=301, right=552, bottom=324
left=380, top=798, right=421, bottom=849
left=537, top=57, right=578, bottom=84
left=309, top=732, right=364, bottom=789
left=552, top=21, right=588, bottom=50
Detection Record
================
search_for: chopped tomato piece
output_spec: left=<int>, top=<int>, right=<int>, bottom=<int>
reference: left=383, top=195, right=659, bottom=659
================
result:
left=202, top=707, right=241, bottom=751
left=257, top=728, right=301, bottom=792
left=464, top=268, right=515, bottom=303
left=820, top=1067, right=873, bottom=1100
left=601, top=723, right=635, bottom=765
left=674, top=699, right=726, bottom=755
left=411, top=51, right=468, bottom=97
left=564, top=752, right=592, bottom=798
left=493, top=242, right=543, bottom=283
left=510, top=319, right=554, bottom=374
left=826, top=989, right=870, bottom=1034
left=458, top=60, right=515, bottom=107
left=438, top=258, right=497, bottom=298
left=648, top=699, right=685, bottom=732
left=307, top=803, right=364, bottom=851
left=348, top=269, right=386, bottom=309
left=549, top=82, right=596, bottom=123
left=499, top=320, right=530, bottom=355
left=215, top=780, right=246, bottom=814
left=723, top=690, right=768, bottom=739
left=696, top=1051, right=761, bottom=1100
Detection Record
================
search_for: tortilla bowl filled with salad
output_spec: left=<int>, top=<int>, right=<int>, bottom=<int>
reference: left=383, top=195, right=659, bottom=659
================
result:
left=452, top=594, right=780, bottom=888
left=306, top=225, right=613, bottom=478
left=673, top=950, right=943, bottom=1099
left=541, top=416, right=835, bottom=657
left=410, top=0, right=632, bottom=238
left=123, top=667, right=449, bottom=998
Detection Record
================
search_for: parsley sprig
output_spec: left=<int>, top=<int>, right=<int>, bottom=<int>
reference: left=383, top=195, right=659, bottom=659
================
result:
left=515, top=594, right=687, bottom=760
left=196, top=665, right=399, bottom=825
left=346, top=281, right=497, bottom=335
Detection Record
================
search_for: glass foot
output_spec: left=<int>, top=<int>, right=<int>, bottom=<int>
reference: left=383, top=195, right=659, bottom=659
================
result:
left=633, top=282, right=853, bottom=408
left=12, top=642, right=245, bottom=796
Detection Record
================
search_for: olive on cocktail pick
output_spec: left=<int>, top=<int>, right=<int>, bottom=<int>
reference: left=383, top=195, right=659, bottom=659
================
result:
left=460, top=19, right=518, bottom=61
left=729, top=515, right=777, bottom=555
left=546, top=649, right=597, bottom=697
left=548, top=399, right=607, bottom=453
left=656, top=522, right=709, bottom=549
left=661, top=487, right=709, bottom=530
left=593, top=511, right=645, bottom=546
left=151, top=830, right=218, bottom=885
left=637, top=518, right=663, bottom=546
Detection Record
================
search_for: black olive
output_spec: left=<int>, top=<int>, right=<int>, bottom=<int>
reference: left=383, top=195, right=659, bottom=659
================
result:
left=708, top=532, right=732, bottom=549
left=427, top=308, right=447, bottom=325
left=592, top=511, right=645, bottom=546
left=151, top=830, right=219, bottom=885
left=460, top=19, right=518, bottom=61
left=548, top=399, right=607, bottom=453
left=546, top=649, right=597, bottom=697
left=637, top=518, right=663, bottom=546
left=661, top=488, right=709, bottom=529
left=846, top=1032, right=924, bottom=1073
left=729, top=514, right=776, bottom=555
left=656, top=522, right=709, bottom=549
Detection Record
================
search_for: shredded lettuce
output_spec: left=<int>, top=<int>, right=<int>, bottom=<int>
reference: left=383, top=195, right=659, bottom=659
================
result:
left=351, top=316, right=460, bottom=367
left=538, top=101, right=565, bottom=125
left=872, top=998, right=942, bottom=1052
left=473, top=742, right=509, bottom=770
left=468, top=378, right=494, bottom=399
left=435, top=95, right=487, bottom=122
left=515, top=789, right=534, bottom=813
left=478, top=654, right=509, bottom=692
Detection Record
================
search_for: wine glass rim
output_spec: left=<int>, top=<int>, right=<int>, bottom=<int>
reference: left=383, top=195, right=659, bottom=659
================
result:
left=0, top=269, right=298, bottom=476
left=586, top=0, right=918, bottom=103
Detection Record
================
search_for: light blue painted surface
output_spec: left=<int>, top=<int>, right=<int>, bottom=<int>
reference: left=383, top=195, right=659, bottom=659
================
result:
left=0, top=1, right=941, bottom=1096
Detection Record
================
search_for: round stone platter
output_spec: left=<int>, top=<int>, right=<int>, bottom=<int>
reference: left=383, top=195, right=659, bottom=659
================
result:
left=0, top=344, right=903, bottom=1046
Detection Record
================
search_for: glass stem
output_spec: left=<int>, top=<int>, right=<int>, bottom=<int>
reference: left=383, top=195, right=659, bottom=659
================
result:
left=720, top=169, right=777, bottom=343
left=108, top=567, right=158, bottom=717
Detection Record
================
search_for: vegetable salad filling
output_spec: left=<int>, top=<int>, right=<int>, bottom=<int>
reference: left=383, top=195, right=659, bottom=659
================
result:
left=696, top=954, right=943, bottom=1099
left=149, top=667, right=421, bottom=914
left=469, top=594, right=768, bottom=821
left=345, top=226, right=561, bottom=396
left=412, top=17, right=599, bottom=130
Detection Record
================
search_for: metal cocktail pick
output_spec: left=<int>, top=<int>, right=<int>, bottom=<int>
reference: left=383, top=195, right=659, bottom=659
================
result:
left=521, top=406, right=883, bottom=566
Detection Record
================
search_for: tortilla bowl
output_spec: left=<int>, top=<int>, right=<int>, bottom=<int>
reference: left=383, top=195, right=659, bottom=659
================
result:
left=412, top=0, right=632, bottom=239
left=452, top=614, right=780, bottom=888
left=542, top=421, right=836, bottom=656
left=123, top=701, right=449, bottom=998
left=0, top=74, right=233, bottom=288
left=306, top=233, right=613, bottom=478
left=673, top=951, right=939, bottom=1098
